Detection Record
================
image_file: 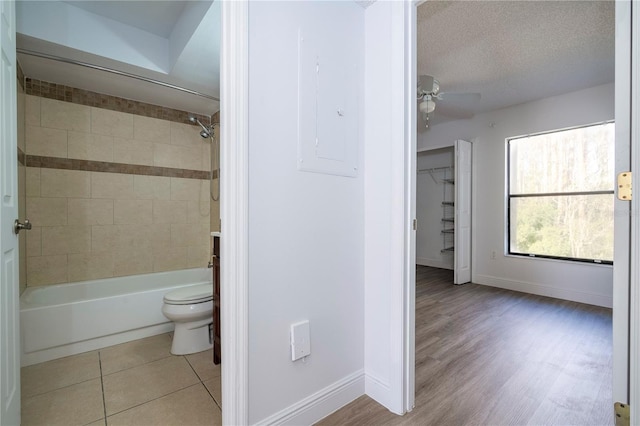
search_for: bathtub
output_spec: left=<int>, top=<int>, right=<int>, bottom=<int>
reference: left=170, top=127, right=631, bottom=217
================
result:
left=20, top=268, right=212, bottom=366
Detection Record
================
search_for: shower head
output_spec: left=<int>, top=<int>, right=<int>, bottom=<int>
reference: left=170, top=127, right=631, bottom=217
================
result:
left=188, top=115, right=213, bottom=139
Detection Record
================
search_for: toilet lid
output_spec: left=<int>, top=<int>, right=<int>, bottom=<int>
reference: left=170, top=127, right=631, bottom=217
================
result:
left=164, top=284, right=213, bottom=305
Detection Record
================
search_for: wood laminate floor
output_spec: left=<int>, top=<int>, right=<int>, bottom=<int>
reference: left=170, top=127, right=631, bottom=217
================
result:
left=318, top=266, right=613, bottom=426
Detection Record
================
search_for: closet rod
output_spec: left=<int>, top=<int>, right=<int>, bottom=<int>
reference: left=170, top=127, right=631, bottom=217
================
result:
left=417, top=165, right=453, bottom=174
left=17, top=48, right=220, bottom=102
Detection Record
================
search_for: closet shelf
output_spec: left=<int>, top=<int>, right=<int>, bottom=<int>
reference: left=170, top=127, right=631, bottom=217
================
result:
left=441, top=247, right=455, bottom=253
left=442, top=201, right=454, bottom=206
left=441, top=229, right=454, bottom=234
left=441, top=218, right=455, bottom=223
left=442, top=179, right=455, bottom=184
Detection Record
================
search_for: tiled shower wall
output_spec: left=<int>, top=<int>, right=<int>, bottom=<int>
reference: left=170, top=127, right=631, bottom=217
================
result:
left=24, top=87, right=214, bottom=286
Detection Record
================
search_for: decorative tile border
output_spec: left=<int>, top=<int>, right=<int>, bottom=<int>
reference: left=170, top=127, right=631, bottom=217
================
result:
left=26, top=155, right=218, bottom=180
left=17, top=61, right=25, bottom=90
left=25, top=78, right=213, bottom=126
left=18, top=148, right=26, bottom=166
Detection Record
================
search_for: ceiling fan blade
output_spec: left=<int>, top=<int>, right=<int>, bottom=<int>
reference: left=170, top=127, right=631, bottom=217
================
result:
left=437, top=92, right=481, bottom=103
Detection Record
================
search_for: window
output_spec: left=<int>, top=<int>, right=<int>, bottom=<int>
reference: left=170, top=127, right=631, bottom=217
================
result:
left=508, top=122, right=615, bottom=264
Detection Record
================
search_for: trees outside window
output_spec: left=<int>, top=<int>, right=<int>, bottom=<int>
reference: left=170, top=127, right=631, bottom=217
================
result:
left=508, top=122, right=615, bottom=264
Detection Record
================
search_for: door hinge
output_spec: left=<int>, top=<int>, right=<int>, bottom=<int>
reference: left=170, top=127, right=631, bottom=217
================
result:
left=617, top=172, right=632, bottom=200
left=615, top=402, right=629, bottom=426
left=413, top=219, right=417, bottom=230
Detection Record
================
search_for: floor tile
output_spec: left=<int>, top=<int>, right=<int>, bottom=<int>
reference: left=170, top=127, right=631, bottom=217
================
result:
left=99, top=333, right=172, bottom=375
left=106, top=383, right=221, bottom=426
left=102, top=355, right=199, bottom=415
left=203, top=377, right=222, bottom=408
left=21, top=378, right=104, bottom=426
left=185, top=349, right=220, bottom=382
left=21, top=351, right=101, bottom=398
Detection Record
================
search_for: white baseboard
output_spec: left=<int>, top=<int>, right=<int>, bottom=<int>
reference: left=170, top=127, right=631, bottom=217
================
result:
left=21, top=323, right=174, bottom=367
left=364, top=372, right=403, bottom=415
left=256, top=370, right=364, bottom=426
left=416, top=257, right=453, bottom=270
left=474, top=274, right=613, bottom=308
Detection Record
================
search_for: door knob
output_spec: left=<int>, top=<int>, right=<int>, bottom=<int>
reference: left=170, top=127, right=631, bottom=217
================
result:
left=14, top=219, right=32, bottom=235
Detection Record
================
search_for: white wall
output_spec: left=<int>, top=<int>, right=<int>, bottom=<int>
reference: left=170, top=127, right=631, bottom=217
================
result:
left=247, top=2, right=365, bottom=423
left=419, top=83, right=615, bottom=307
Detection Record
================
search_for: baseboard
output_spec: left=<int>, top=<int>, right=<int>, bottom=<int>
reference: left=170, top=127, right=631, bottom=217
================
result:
left=255, top=370, right=364, bottom=426
left=21, top=323, right=174, bottom=367
left=474, top=274, right=613, bottom=308
left=364, top=372, right=402, bottom=415
left=416, top=257, right=453, bottom=270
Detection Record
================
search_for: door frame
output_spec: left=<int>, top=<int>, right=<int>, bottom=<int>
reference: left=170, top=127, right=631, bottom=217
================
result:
left=220, top=1, right=249, bottom=425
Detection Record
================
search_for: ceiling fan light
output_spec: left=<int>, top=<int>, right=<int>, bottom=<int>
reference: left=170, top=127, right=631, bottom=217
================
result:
left=419, top=98, right=436, bottom=114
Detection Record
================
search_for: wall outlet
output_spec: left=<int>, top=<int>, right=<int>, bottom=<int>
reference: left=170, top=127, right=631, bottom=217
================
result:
left=290, top=320, right=311, bottom=361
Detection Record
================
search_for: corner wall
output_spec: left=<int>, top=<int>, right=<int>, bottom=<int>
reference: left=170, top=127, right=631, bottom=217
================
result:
left=420, top=83, right=615, bottom=307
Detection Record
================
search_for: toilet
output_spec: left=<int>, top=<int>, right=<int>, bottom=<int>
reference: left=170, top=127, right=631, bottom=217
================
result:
left=162, top=284, right=214, bottom=355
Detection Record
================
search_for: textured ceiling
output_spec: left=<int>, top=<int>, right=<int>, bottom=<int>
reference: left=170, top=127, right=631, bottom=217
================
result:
left=417, top=1, right=615, bottom=124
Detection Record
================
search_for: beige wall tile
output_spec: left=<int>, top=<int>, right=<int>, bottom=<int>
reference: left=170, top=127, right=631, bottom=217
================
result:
left=17, top=91, right=25, bottom=152
left=133, top=116, right=170, bottom=144
left=187, top=200, right=210, bottom=225
left=26, top=226, right=42, bottom=257
left=113, top=138, right=154, bottom=166
left=153, top=200, right=187, bottom=224
left=41, top=98, right=91, bottom=132
left=26, top=254, right=67, bottom=286
left=41, top=225, right=91, bottom=255
left=210, top=197, right=220, bottom=232
left=68, top=131, right=114, bottom=162
left=148, top=224, right=171, bottom=249
left=170, top=223, right=210, bottom=248
left=40, top=169, right=91, bottom=198
left=114, top=199, right=152, bottom=225
left=68, top=251, right=114, bottom=282
left=153, top=143, right=182, bottom=169
left=181, top=145, right=203, bottom=171
left=170, top=122, right=205, bottom=148
left=91, top=225, right=118, bottom=253
left=170, top=178, right=202, bottom=201
left=68, top=199, right=114, bottom=225
left=26, top=197, right=67, bottom=226
left=202, top=143, right=212, bottom=172
left=91, top=172, right=135, bottom=199
left=25, top=94, right=41, bottom=126
left=187, top=245, right=210, bottom=269
left=91, top=107, right=133, bottom=139
left=153, top=246, right=187, bottom=272
left=133, top=175, right=171, bottom=200
left=112, top=249, right=153, bottom=277
left=26, top=167, right=40, bottom=197
left=26, top=125, right=67, bottom=157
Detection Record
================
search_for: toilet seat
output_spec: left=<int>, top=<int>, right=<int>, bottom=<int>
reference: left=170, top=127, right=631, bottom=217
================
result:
left=164, top=283, right=213, bottom=305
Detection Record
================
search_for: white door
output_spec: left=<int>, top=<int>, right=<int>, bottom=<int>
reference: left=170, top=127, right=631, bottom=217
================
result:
left=0, top=1, right=20, bottom=424
left=454, top=139, right=471, bottom=285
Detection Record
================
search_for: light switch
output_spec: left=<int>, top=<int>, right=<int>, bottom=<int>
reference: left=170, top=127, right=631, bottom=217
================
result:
left=290, top=320, right=311, bottom=361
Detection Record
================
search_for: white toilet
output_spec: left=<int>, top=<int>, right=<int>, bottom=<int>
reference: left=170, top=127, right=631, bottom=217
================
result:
left=162, top=283, right=214, bottom=355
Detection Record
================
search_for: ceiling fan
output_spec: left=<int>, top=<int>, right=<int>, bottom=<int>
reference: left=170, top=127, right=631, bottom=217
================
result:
left=417, top=75, right=481, bottom=128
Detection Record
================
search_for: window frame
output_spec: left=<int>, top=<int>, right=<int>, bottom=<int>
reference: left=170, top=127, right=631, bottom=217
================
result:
left=506, top=121, right=615, bottom=265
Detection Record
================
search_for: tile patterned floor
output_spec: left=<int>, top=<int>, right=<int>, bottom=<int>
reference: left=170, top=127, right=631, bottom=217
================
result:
left=21, top=333, right=221, bottom=426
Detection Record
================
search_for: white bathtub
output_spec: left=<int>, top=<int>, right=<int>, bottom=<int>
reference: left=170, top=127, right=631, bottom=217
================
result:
left=20, top=268, right=212, bottom=366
